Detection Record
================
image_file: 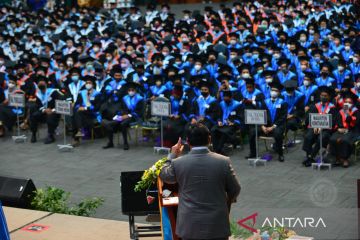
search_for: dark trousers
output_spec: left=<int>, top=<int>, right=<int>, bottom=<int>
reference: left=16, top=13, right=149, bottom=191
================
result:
left=329, top=131, right=357, bottom=159
left=102, top=117, right=134, bottom=144
left=249, top=126, right=284, bottom=156
left=29, top=105, right=60, bottom=135
left=211, top=125, right=237, bottom=153
left=286, top=117, right=301, bottom=132
left=302, top=129, right=332, bottom=158
left=100, top=102, right=121, bottom=121
left=73, top=110, right=96, bottom=137
left=0, top=105, right=17, bottom=130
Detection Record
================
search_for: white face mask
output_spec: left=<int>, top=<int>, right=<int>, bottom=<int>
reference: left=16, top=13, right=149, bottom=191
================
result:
left=273, top=53, right=280, bottom=59
left=93, top=47, right=100, bottom=52
left=303, top=80, right=310, bottom=86
left=0, top=60, right=4, bottom=66
left=242, top=73, right=250, bottom=79
left=194, top=65, right=201, bottom=71
left=265, top=78, right=273, bottom=83
left=85, top=83, right=92, bottom=90
left=338, top=66, right=344, bottom=71
left=162, top=51, right=169, bottom=57
left=270, top=91, right=279, bottom=98
left=356, top=82, right=360, bottom=88
left=106, top=56, right=112, bottom=62
left=301, top=65, right=307, bottom=71
left=309, top=29, right=315, bottom=34
left=343, top=103, right=352, bottom=109
left=353, top=57, right=359, bottom=63
left=126, top=50, right=133, bottom=55
left=67, top=61, right=73, bottom=66
left=8, top=83, right=15, bottom=89
left=182, top=37, right=189, bottom=42
left=230, top=40, right=237, bottom=45
left=300, top=36, right=307, bottom=42
left=35, top=41, right=41, bottom=47
left=344, top=46, right=351, bottom=51
left=121, top=63, right=128, bottom=69
left=128, top=91, right=135, bottom=96
left=230, top=54, right=237, bottom=59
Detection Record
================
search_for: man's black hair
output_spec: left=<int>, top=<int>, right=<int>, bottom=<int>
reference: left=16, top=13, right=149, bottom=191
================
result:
left=187, top=123, right=210, bottom=147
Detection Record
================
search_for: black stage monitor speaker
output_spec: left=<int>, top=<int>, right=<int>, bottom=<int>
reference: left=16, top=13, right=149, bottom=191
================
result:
left=0, top=176, right=36, bottom=209
left=121, top=171, right=159, bottom=216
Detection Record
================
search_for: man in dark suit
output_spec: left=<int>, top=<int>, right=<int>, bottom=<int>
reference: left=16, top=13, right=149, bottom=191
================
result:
left=160, top=123, right=241, bottom=240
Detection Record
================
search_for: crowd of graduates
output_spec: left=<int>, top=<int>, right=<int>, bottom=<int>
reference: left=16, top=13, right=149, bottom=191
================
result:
left=0, top=0, right=359, bottom=168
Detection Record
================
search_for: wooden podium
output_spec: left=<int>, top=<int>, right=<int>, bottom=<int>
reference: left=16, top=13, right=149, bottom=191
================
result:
left=157, top=177, right=179, bottom=240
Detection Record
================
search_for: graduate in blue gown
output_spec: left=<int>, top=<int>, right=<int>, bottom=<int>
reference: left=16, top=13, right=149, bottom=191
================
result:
left=72, top=76, right=102, bottom=146
left=102, top=82, right=144, bottom=150
left=28, top=77, right=63, bottom=144
left=281, top=80, right=305, bottom=132
left=248, top=81, right=288, bottom=162
left=188, top=80, right=220, bottom=130
left=211, top=90, right=243, bottom=155
left=163, top=85, right=190, bottom=147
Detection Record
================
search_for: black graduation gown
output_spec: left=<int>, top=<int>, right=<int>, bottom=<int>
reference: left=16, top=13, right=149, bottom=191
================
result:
left=163, top=96, right=190, bottom=146
left=302, top=102, right=338, bottom=157
left=329, top=107, right=360, bottom=159
left=28, top=88, right=64, bottom=134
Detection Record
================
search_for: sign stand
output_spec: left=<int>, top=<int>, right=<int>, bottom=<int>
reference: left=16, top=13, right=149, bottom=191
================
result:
left=245, top=110, right=267, bottom=167
left=9, top=93, right=27, bottom=143
left=151, top=97, right=171, bottom=154
left=55, top=100, right=73, bottom=152
left=309, top=113, right=332, bottom=170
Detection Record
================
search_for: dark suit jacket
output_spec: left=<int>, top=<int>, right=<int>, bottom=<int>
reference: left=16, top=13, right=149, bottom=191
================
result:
left=160, top=148, right=241, bottom=239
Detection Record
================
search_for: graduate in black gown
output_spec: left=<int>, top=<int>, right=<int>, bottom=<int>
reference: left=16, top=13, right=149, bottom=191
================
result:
left=28, top=77, right=63, bottom=144
left=163, top=85, right=190, bottom=147
left=0, top=79, right=23, bottom=137
left=302, top=86, right=338, bottom=167
left=72, top=76, right=102, bottom=146
left=211, top=90, right=243, bottom=155
left=248, top=81, right=288, bottom=162
left=102, top=82, right=144, bottom=150
left=188, top=80, right=220, bottom=130
left=328, top=92, right=360, bottom=168
left=281, top=80, right=305, bottom=132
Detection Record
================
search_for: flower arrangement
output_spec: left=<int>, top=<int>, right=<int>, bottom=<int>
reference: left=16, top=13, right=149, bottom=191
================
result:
left=134, top=157, right=168, bottom=192
left=230, top=220, right=297, bottom=240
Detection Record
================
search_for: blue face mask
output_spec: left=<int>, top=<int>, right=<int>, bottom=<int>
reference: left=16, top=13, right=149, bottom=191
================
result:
left=252, top=54, right=259, bottom=60
left=72, top=75, right=79, bottom=82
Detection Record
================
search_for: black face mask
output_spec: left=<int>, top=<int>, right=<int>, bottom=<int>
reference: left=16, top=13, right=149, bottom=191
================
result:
left=320, top=96, right=328, bottom=103
left=224, top=99, right=231, bottom=105
left=38, top=85, right=46, bottom=91
left=321, top=72, right=328, bottom=77
left=201, top=92, right=209, bottom=97
left=114, top=77, right=122, bottom=82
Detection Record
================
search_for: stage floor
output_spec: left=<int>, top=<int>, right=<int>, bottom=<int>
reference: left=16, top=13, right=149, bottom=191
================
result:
left=4, top=207, right=161, bottom=240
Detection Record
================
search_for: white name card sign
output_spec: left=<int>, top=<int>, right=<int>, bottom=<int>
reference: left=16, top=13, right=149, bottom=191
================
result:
left=151, top=97, right=170, bottom=117
left=309, top=113, right=332, bottom=129
left=245, top=109, right=267, bottom=125
left=55, top=100, right=73, bottom=116
left=9, top=93, right=25, bottom=108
